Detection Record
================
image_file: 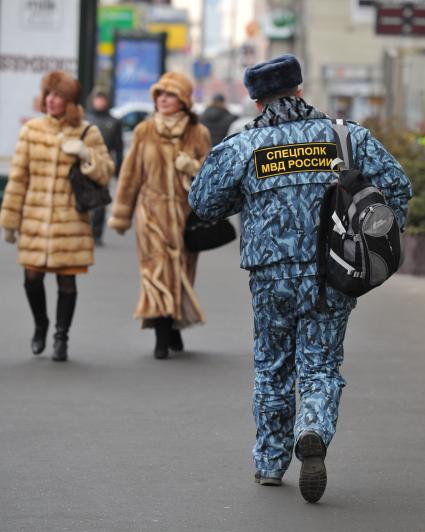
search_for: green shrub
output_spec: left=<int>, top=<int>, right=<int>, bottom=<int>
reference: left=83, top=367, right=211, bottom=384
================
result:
left=364, top=118, right=425, bottom=234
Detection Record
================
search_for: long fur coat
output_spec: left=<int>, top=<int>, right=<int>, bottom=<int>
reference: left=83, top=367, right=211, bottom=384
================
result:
left=108, top=112, right=211, bottom=328
left=0, top=115, right=114, bottom=268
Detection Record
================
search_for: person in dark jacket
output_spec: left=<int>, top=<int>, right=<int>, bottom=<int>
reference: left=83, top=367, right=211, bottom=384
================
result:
left=200, top=93, right=237, bottom=146
left=86, top=87, right=123, bottom=245
left=189, top=54, right=412, bottom=503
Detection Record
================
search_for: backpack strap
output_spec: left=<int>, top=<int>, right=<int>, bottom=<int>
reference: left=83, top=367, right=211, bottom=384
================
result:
left=316, top=182, right=338, bottom=312
left=316, top=118, right=353, bottom=312
left=331, top=118, right=354, bottom=170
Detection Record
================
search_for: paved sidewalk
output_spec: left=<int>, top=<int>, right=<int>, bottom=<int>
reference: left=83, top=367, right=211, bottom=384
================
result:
left=0, top=227, right=424, bottom=532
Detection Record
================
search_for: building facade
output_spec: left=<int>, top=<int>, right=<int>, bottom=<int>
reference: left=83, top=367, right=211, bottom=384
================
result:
left=254, top=0, right=425, bottom=128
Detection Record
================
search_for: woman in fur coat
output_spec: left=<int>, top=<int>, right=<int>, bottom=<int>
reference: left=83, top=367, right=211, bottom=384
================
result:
left=108, top=72, right=211, bottom=359
left=0, top=71, right=114, bottom=361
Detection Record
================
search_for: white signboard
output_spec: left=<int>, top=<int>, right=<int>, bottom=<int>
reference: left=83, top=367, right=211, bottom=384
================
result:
left=0, top=0, right=80, bottom=175
left=21, top=0, right=64, bottom=30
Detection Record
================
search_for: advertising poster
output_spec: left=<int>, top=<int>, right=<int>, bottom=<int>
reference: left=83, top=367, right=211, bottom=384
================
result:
left=113, top=34, right=166, bottom=106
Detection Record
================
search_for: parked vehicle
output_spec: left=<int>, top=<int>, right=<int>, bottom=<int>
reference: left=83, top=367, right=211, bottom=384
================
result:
left=110, top=102, right=154, bottom=153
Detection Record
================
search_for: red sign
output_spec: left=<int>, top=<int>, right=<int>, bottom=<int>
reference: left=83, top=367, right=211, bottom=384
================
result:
left=376, top=3, right=425, bottom=35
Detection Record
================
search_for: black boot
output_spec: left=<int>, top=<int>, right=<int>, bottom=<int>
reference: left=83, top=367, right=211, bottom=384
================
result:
left=53, top=328, right=68, bottom=362
left=297, top=431, right=327, bottom=503
left=32, top=321, right=50, bottom=355
left=153, top=317, right=172, bottom=359
left=169, top=329, right=184, bottom=351
left=52, top=291, right=77, bottom=362
left=24, top=278, right=49, bottom=355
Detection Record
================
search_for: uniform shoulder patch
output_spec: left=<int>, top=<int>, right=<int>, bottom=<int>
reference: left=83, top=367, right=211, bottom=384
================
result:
left=253, top=142, right=337, bottom=179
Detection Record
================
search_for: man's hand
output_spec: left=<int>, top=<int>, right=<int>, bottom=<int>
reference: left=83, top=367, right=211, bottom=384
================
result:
left=61, top=140, right=90, bottom=162
left=1, top=228, right=17, bottom=244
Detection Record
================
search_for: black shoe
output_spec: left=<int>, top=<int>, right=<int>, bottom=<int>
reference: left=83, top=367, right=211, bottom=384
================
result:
left=31, top=320, right=49, bottom=355
left=254, top=471, right=282, bottom=486
left=52, top=331, right=68, bottom=362
left=154, top=345, right=169, bottom=359
left=169, top=329, right=184, bottom=351
left=297, top=431, right=327, bottom=503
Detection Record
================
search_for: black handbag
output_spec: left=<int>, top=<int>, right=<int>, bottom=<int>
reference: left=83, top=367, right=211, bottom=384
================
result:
left=184, top=211, right=237, bottom=252
left=68, top=125, right=112, bottom=213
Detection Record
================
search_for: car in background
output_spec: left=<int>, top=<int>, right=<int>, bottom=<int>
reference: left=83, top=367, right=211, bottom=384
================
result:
left=110, top=101, right=154, bottom=153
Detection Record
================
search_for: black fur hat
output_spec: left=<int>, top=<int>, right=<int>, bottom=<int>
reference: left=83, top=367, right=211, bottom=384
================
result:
left=243, top=54, right=302, bottom=101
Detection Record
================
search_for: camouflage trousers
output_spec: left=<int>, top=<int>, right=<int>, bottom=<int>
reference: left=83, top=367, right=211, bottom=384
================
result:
left=249, top=268, right=356, bottom=478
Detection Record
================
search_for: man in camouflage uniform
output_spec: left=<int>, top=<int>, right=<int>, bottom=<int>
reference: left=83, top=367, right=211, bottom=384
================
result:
left=189, top=54, right=412, bottom=503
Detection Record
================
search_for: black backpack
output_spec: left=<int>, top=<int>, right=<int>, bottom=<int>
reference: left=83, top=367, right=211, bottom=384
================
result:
left=316, top=119, right=402, bottom=307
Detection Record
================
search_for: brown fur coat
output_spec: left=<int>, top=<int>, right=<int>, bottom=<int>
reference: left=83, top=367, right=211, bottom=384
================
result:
left=0, top=115, right=114, bottom=268
left=108, top=113, right=211, bottom=328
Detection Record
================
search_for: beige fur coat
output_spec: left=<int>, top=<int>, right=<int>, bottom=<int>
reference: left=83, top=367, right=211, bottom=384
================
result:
left=108, top=112, right=211, bottom=328
left=0, top=115, right=114, bottom=268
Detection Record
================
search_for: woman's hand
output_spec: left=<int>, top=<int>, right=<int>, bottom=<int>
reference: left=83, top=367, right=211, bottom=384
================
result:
left=107, top=218, right=126, bottom=235
left=175, top=151, right=198, bottom=176
left=61, top=140, right=90, bottom=162
left=1, top=228, right=18, bottom=244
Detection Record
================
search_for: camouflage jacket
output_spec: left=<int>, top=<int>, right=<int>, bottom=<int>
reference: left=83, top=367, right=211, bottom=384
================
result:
left=189, top=97, right=413, bottom=273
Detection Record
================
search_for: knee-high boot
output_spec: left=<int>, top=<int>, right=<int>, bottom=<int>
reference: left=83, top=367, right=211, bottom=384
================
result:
left=153, top=317, right=172, bottom=359
left=169, top=329, right=184, bottom=352
left=52, top=291, right=77, bottom=362
left=24, top=279, right=49, bottom=355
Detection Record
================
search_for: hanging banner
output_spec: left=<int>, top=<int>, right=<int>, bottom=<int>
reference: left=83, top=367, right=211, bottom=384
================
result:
left=97, top=5, right=138, bottom=57
left=261, top=9, right=296, bottom=40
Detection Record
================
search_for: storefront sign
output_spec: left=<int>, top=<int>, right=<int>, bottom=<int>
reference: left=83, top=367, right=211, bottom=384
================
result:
left=0, top=0, right=80, bottom=175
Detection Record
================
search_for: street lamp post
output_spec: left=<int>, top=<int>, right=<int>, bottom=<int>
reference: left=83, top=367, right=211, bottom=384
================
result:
left=78, top=0, right=98, bottom=105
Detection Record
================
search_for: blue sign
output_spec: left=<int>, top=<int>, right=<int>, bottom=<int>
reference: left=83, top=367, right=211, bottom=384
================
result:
left=113, top=36, right=165, bottom=106
left=193, top=59, right=211, bottom=80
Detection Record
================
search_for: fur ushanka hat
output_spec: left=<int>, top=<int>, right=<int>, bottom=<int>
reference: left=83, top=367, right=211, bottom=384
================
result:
left=40, top=71, right=83, bottom=126
left=150, top=72, right=193, bottom=110
left=243, top=54, right=302, bottom=101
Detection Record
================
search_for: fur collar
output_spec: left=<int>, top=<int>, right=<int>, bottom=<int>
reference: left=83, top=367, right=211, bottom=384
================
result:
left=154, top=111, right=189, bottom=140
left=244, top=96, right=327, bottom=130
left=45, top=114, right=67, bottom=130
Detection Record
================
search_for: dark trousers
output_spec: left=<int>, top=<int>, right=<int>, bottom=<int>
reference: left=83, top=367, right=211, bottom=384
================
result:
left=249, top=271, right=356, bottom=478
left=90, top=206, right=106, bottom=241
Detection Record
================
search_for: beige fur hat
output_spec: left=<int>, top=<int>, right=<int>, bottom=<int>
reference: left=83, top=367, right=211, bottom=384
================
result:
left=150, top=72, right=193, bottom=110
left=40, top=70, right=83, bottom=126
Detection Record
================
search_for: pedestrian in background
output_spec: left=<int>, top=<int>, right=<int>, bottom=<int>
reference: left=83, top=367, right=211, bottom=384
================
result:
left=200, top=93, right=237, bottom=146
left=226, top=96, right=258, bottom=136
left=108, top=72, right=211, bottom=359
left=0, top=71, right=114, bottom=361
left=85, top=86, right=123, bottom=246
left=189, top=54, right=412, bottom=502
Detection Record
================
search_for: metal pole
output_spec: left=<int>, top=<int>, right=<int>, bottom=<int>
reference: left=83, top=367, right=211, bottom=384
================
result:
left=78, top=0, right=98, bottom=106
left=200, top=0, right=207, bottom=60
left=228, top=0, right=238, bottom=102
left=198, top=0, right=207, bottom=103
